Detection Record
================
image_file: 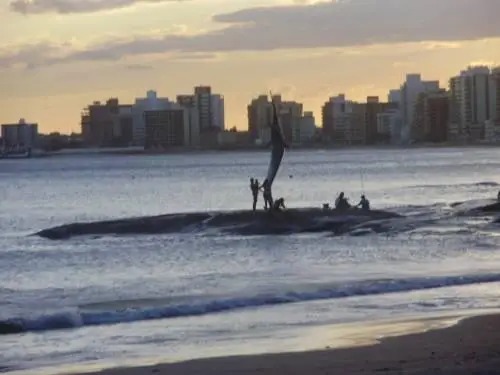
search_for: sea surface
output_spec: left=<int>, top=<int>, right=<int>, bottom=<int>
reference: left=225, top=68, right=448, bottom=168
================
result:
left=2, top=148, right=500, bottom=374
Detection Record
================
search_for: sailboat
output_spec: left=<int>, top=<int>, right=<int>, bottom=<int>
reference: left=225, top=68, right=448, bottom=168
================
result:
left=263, top=92, right=288, bottom=189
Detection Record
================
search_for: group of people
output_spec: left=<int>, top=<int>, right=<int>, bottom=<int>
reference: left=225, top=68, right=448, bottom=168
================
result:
left=249, top=178, right=286, bottom=212
left=335, top=192, right=370, bottom=211
left=249, top=178, right=370, bottom=213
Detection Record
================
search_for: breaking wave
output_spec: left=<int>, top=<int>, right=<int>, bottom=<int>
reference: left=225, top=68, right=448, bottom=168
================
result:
left=3, top=272, right=500, bottom=335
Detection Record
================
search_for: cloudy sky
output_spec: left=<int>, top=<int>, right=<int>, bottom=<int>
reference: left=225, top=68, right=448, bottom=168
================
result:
left=1, top=0, right=499, bottom=133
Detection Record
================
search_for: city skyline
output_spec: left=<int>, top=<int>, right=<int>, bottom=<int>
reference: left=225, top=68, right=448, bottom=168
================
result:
left=1, top=0, right=499, bottom=133
left=1, top=65, right=499, bottom=151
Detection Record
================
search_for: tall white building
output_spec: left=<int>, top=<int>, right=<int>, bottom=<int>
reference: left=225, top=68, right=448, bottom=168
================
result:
left=177, top=86, right=225, bottom=133
left=449, top=66, right=496, bottom=141
left=210, top=94, right=225, bottom=130
left=132, top=90, right=172, bottom=145
left=483, top=68, right=500, bottom=143
left=133, top=90, right=200, bottom=147
left=193, top=86, right=212, bottom=131
left=491, top=67, right=500, bottom=123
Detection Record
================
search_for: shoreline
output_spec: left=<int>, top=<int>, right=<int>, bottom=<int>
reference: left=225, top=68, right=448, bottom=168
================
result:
left=31, top=311, right=500, bottom=375
left=18, top=142, right=500, bottom=159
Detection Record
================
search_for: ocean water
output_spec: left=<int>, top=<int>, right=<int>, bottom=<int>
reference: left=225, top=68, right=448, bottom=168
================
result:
left=2, top=148, right=500, bottom=373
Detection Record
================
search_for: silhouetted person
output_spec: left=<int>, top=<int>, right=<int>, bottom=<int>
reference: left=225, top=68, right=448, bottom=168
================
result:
left=260, top=179, right=273, bottom=211
left=356, top=195, right=370, bottom=210
left=273, top=197, right=286, bottom=212
left=497, top=190, right=500, bottom=201
left=250, top=178, right=260, bottom=211
left=335, top=192, right=350, bottom=210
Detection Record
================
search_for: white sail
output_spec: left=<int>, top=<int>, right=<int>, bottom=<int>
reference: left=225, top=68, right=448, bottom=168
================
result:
left=264, top=95, right=287, bottom=187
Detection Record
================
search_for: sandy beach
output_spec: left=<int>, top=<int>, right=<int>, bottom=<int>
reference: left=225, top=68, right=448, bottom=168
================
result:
left=64, top=313, right=500, bottom=375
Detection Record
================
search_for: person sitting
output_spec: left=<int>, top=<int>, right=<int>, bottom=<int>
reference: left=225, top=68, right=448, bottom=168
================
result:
left=273, top=197, right=286, bottom=212
left=334, top=192, right=350, bottom=210
left=356, top=194, right=370, bottom=210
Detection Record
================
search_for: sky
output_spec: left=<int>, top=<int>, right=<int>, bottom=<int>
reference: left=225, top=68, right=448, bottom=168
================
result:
left=1, top=0, right=499, bottom=133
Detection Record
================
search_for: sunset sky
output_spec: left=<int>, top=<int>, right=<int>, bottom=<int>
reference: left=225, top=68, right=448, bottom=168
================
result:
left=1, top=0, right=499, bottom=133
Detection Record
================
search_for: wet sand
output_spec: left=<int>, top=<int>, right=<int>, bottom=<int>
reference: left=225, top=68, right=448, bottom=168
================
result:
left=66, top=313, right=500, bottom=375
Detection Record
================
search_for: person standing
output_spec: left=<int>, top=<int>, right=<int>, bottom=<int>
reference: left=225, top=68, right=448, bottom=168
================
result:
left=250, top=178, right=260, bottom=211
left=260, top=179, right=274, bottom=211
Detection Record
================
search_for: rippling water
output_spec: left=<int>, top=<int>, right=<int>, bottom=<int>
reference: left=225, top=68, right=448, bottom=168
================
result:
left=2, top=148, right=500, bottom=373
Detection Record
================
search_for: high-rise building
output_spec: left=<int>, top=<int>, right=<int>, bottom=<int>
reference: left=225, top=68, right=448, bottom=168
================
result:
left=132, top=90, right=172, bottom=146
left=489, top=67, right=500, bottom=123
left=448, top=66, right=492, bottom=141
left=176, top=95, right=195, bottom=107
left=388, top=90, right=402, bottom=105
left=321, top=101, right=335, bottom=141
left=321, top=94, right=350, bottom=142
left=299, top=111, right=316, bottom=142
left=396, top=74, right=440, bottom=143
left=132, top=90, right=200, bottom=148
left=176, top=94, right=201, bottom=147
left=349, top=103, right=367, bottom=145
left=247, top=95, right=271, bottom=142
left=322, top=95, right=395, bottom=145
left=144, top=108, right=186, bottom=149
left=483, top=67, right=500, bottom=142
left=247, top=94, right=302, bottom=144
left=1, top=119, right=38, bottom=148
left=376, top=109, right=402, bottom=144
left=379, top=89, right=403, bottom=144
left=278, top=98, right=303, bottom=144
left=413, top=89, right=449, bottom=143
left=113, top=105, right=133, bottom=146
left=210, top=94, right=225, bottom=131
left=321, top=95, right=364, bottom=145
left=81, top=98, right=132, bottom=146
left=193, top=86, right=211, bottom=131
left=144, top=102, right=200, bottom=149
left=364, top=96, right=398, bottom=144
left=177, top=86, right=225, bottom=133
